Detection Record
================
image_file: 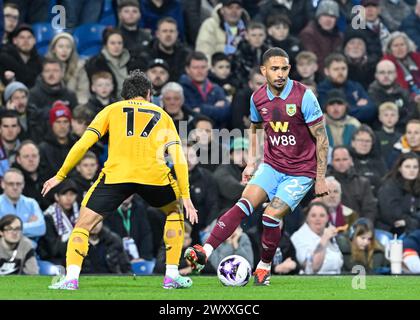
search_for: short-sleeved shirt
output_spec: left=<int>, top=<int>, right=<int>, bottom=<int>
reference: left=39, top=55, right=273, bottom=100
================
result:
left=87, top=99, right=181, bottom=185
left=250, top=79, right=323, bottom=178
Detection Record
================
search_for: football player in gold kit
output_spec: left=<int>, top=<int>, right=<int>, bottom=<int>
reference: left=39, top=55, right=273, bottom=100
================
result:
left=42, top=70, right=198, bottom=290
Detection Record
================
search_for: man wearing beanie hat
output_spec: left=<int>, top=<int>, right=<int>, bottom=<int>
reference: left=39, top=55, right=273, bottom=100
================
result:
left=0, top=23, right=42, bottom=88
left=299, top=0, right=343, bottom=71
left=38, top=101, right=75, bottom=181
left=214, top=137, right=249, bottom=211
left=342, top=30, right=376, bottom=89
left=3, top=81, right=40, bottom=141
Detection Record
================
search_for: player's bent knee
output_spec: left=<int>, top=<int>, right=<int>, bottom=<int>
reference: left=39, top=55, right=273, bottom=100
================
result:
left=166, top=229, right=177, bottom=238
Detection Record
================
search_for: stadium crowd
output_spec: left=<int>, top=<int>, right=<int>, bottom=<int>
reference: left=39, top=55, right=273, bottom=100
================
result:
left=0, top=0, right=420, bottom=276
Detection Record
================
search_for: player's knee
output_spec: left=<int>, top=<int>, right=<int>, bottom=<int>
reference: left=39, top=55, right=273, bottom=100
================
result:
left=165, top=229, right=177, bottom=238
left=264, top=207, right=287, bottom=220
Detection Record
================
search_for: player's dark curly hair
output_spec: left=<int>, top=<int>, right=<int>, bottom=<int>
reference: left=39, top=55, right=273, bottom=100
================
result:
left=121, top=69, right=152, bottom=100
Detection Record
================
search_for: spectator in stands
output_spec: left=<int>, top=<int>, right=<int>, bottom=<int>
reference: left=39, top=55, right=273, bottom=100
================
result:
left=213, top=137, right=247, bottom=213
left=0, top=168, right=45, bottom=242
left=318, top=53, right=376, bottom=125
left=388, top=119, right=420, bottom=169
left=117, top=0, right=152, bottom=55
left=230, top=67, right=266, bottom=131
left=402, top=229, right=420, bottom=273
left=324, top=89, right=361, bottom=148
left=147, top=17, right=191, bottom=82
left=189, top=115, right=229, bottom=172
left=354, top=0, right=391, bottom=63
left=104, top=195, right=154, bottom=261
left=85, top=27, right=144, bottom=98
left=368, top=59, right=417, bottom=131
left=38, top=103, right=75, bottom=181
left=299, top=0, right=343, bottom=72
left=343, top=30, right=376, bottom=90
left=291, top=202, right=343, bottom=274
left=60, top=0, right=104, bottom=31
left=28, top=58, right=78, bottom=117
left=0, top=110, right=21, bottom=165
left=255, top=0, right=313, bottom=36
left=81, top=220, right=131, bottom=274
left=337, top=217, right=388, bottom=274
left=183, top=142, right=219, bottom=244
left=70, top=151, right=99, bottom=206
left=196, top=0, right=249, bottom=60
left=208, top=53, right=236, bottom=103
left=154, top=221, right=193, bottom=275
left=3, top=81, right=40, bottom=142
left=206, top=221, right=254, bottom=270
left=0, top=215, right=38, bottom=275
left=139, top=0, right=185, bottom=40
left=382, top=32, right=420, bottom=103
left=377, top=152, right=420, bottom=236
left=265, top=14, right=301, bottom=68
left=293, top=51, right=322, bottom=83
left=374, top=102, right=402, bottom=158
left=399, top=0, right=420, bottom=50
left=0, top=24, right=42, bottom=88
left=350, top=125, right=387, bottom=196
left=46, top=33, right=90, bottom=104
left=380, top=0, right=412, bottom=32
left=321, top=176, right=359, bottom=228
left=328, top=146, right=378, bottom=223
left=12, top=141, right=48, bottom=210
left=161, top=82, right=197, bottom=135
left=231, top=22, right=269, bottom=90
left=37, top=180, right=79, bottom=266
left=146, top=58, right=170, bottom=106
left=2, top=3, right=19, bottom=45
left=180, top=52, right=231, bottom=128
left=85, top=71, right=117, bottom=115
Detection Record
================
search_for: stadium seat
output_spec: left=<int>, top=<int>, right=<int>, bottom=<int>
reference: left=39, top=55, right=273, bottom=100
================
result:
left=47, top=0, right=58, bottom=22
left=99, top=0, right=117, bottom=27
left=32, top=22, right=63, bottom=56
left=375, top=229, right=394, bottom=248
left=73, top=23, right=107, bottom=59
left=131, top=259, right=156, bottom=275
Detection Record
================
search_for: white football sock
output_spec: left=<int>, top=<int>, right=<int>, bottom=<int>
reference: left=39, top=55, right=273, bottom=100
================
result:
left=166, top=264, right=179, bottom=278
left=257, top=261, right=271, bottom=270
left=66, top=265, right=81, bottom=280
left=203, top=243, right=214, bottom=258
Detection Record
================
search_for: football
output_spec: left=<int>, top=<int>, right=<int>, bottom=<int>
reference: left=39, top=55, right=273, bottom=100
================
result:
left=217, top=255, right=252, bottom=286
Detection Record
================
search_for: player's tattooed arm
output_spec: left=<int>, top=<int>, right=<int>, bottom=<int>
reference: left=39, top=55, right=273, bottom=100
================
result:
left=309, top=121, right=329, bottom=180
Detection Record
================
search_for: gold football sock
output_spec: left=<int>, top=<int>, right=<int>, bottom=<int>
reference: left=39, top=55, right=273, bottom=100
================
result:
left=164, top=212, right=184, bottom=266
left=66, top=227, right=89, bottom=268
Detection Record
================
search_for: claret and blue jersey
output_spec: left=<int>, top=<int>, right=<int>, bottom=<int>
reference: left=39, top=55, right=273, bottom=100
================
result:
left=248, top=78, right=324, bottom=210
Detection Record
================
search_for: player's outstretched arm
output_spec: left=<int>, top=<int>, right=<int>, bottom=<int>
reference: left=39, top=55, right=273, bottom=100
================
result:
left=242, top=122, right=263, bottom=184
left=42, top=130, right=99, bottom=196
left=309, top=121, right=329, bottom=197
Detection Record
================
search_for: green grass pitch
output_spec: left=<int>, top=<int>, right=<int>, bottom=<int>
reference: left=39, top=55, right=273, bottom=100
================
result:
left=1, top=275, right=420, bottom=300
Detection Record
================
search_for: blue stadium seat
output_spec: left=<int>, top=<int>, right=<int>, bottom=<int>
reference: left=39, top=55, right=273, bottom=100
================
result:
left=47, top=0, right=58, bottom=22
left=375, top=229, right=394, bottom=248
left=32, top=22, right=63, bottom=56
left=131, top=259, right=156, bottom=275
left=73, top=23, right=107, bottom=59
left=37, top=259, right=64, bottom=276
left=99, top=0, right=117, bottom=27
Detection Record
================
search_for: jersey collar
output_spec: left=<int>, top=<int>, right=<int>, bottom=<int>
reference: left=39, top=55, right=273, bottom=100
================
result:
left=266, top=78, right=293, bottom=101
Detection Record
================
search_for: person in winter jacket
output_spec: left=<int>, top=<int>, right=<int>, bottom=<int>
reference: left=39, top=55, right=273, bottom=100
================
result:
left=179, top=51, right=231, bottom=128
left=37, top=180, right=80, bottom=266
left=377, top=152, right=420, bottom=236
left=328, top=146, right=378, bottom=223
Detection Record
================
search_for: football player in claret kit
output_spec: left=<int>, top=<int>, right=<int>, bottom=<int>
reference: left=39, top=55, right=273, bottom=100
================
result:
left=185, top=47, right=330, bottom=285
left=42, top=70, right=198, bottom=290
